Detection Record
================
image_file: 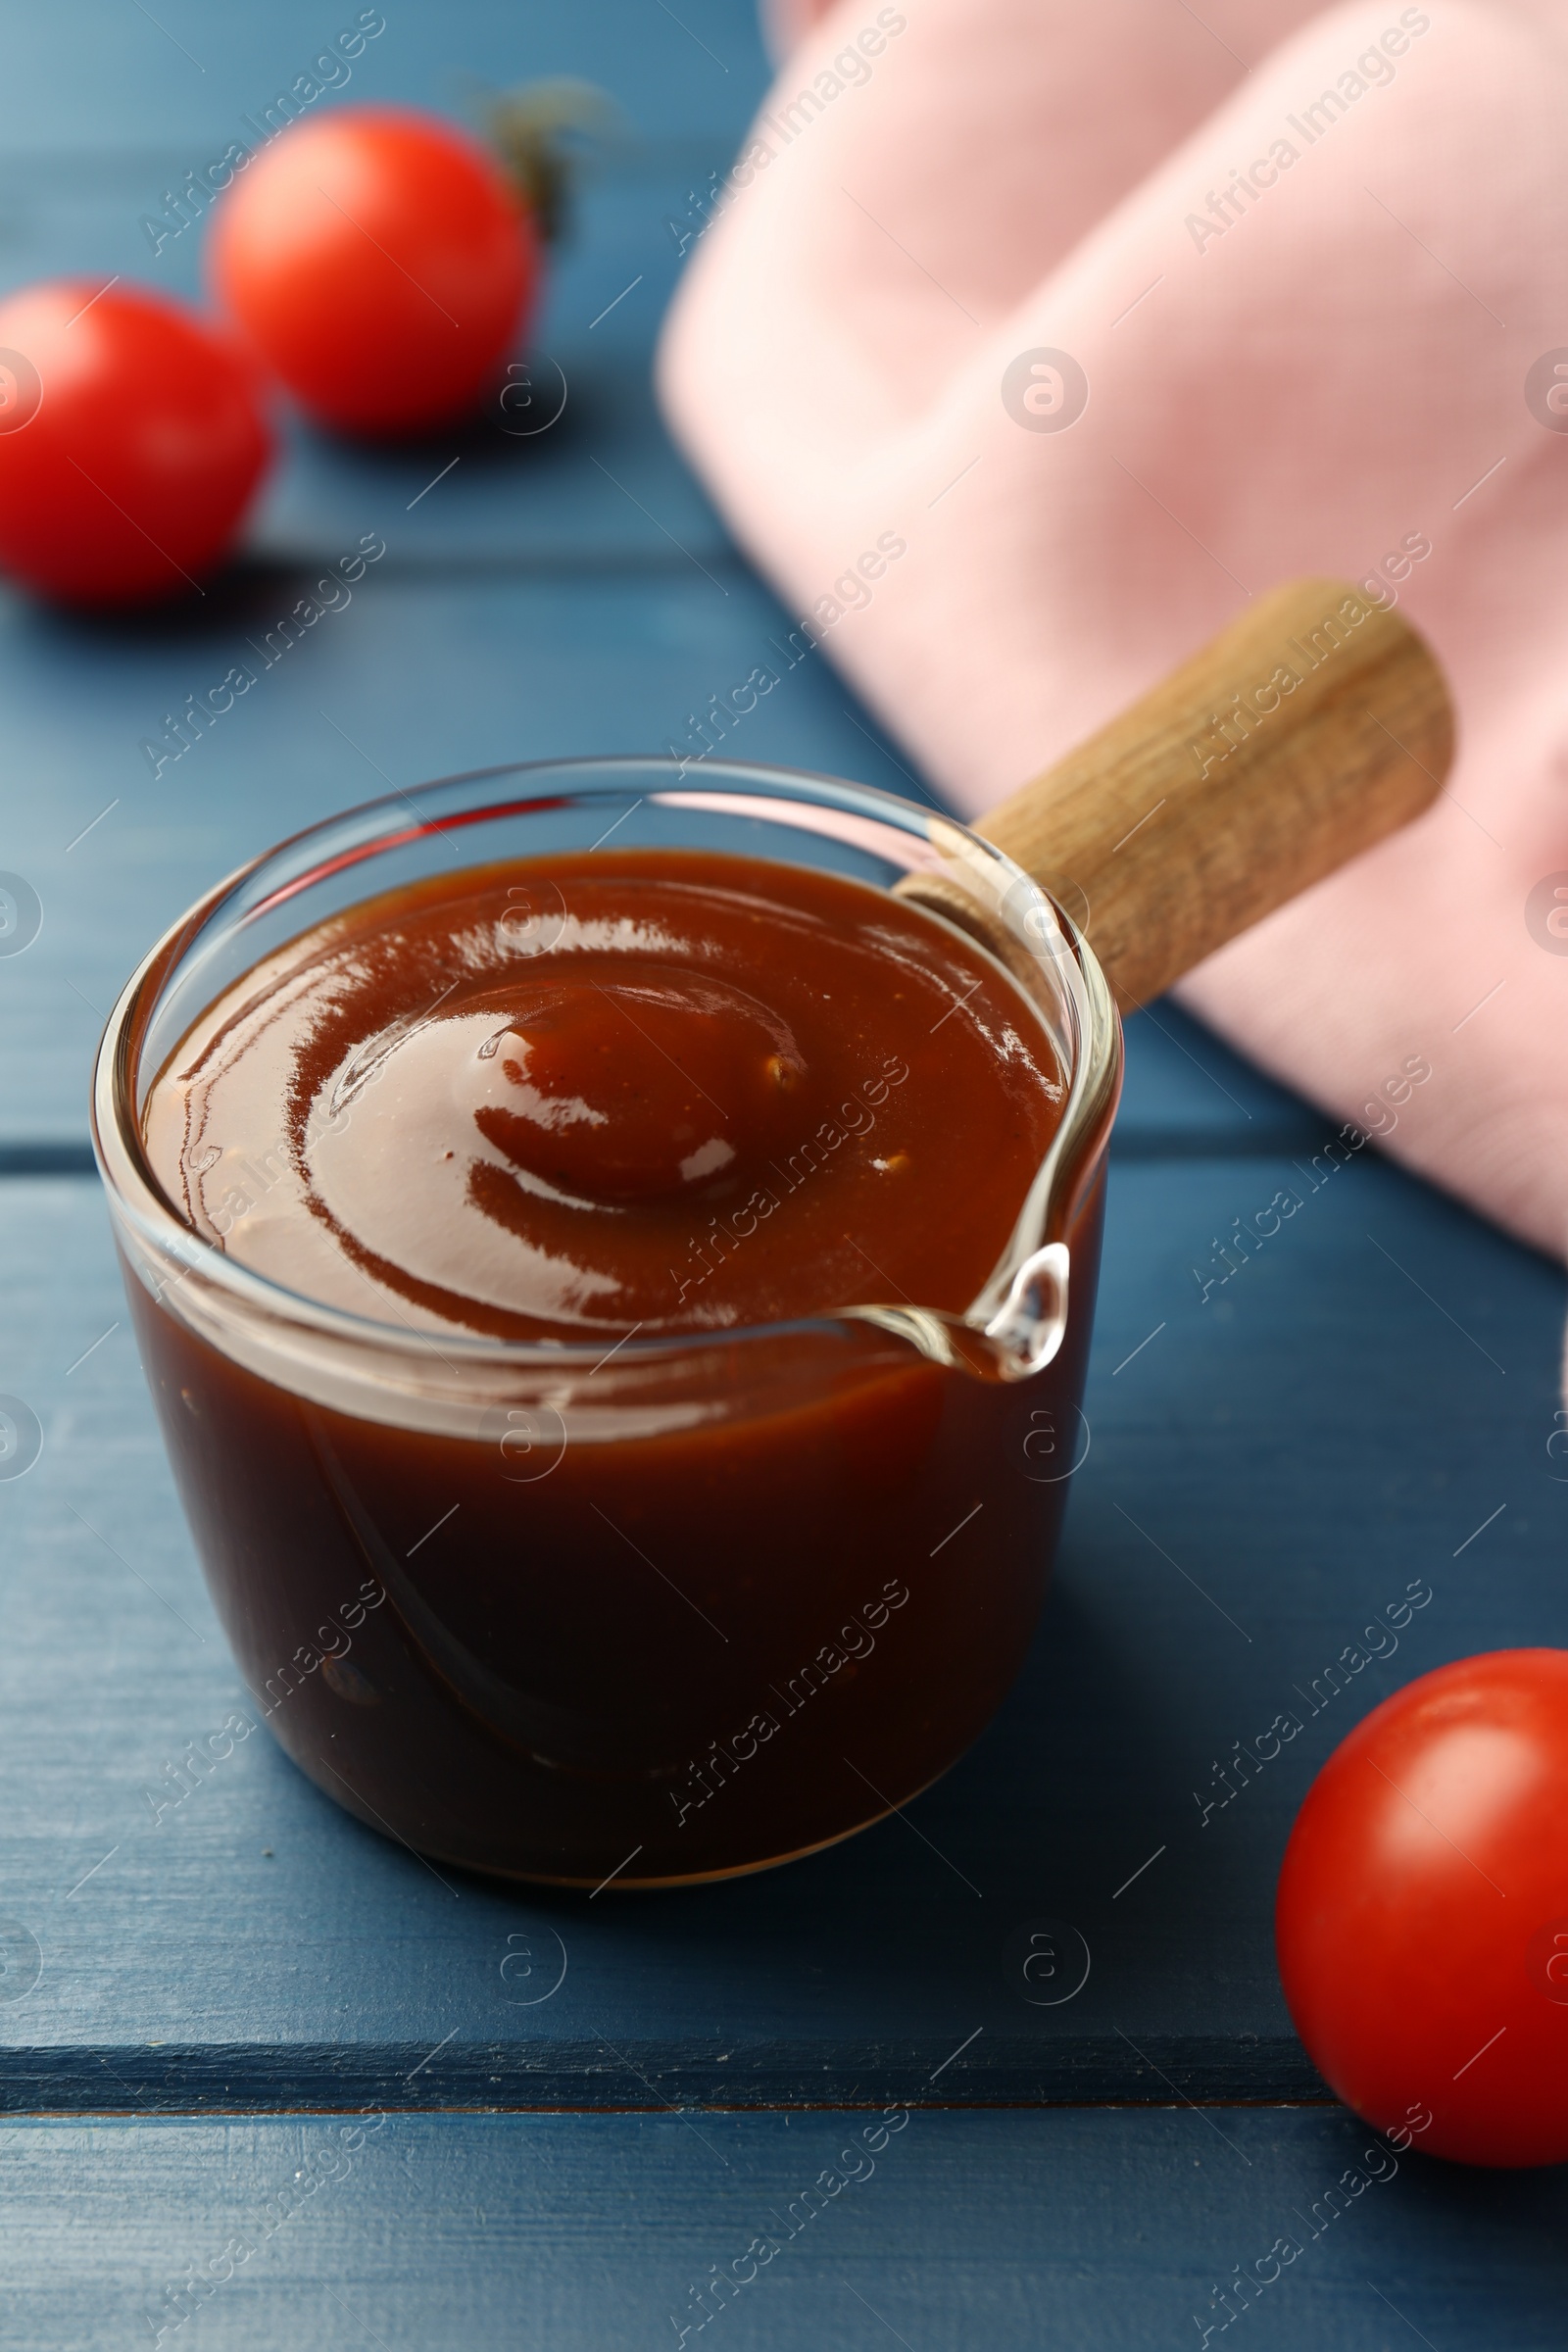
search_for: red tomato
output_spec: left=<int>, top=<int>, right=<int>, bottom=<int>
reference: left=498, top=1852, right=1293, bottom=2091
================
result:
left=0, top=281, right=270, bottom=607
left=1277, top=1649, right=1568, bottom=2167
left=207, top=107, right=537, bottom=436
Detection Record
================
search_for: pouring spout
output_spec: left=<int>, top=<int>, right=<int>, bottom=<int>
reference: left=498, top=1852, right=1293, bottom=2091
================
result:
left=845, top=1241, right=1070, bottom=1384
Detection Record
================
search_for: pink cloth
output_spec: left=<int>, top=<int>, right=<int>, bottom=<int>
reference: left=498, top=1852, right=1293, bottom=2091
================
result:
left=658, top=0, right=1568, bottom=1270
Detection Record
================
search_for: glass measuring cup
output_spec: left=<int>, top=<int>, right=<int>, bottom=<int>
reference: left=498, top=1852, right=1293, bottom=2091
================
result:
left=92, top=760, right=1121, bottom=1886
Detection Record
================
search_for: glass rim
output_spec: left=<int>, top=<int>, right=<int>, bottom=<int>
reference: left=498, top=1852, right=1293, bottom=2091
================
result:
left=91, top=755, right=1123, bottom=1372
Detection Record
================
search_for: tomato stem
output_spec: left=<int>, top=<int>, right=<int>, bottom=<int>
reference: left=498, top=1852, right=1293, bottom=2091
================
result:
left=478, top=77, right=624, bottom=248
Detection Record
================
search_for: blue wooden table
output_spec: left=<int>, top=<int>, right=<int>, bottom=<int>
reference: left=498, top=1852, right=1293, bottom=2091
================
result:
left=3, top=6, right=1567, bottom=2345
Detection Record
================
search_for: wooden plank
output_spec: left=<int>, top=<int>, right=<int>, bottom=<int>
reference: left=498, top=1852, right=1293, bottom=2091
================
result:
left=0, top=1127, right=1559, bottom=2110
left=1113, top=1004, right=1321, bottom=1149
left=0, top=2107, right=1564, bottom=2350
left=0, top=0, right=763, bottom=159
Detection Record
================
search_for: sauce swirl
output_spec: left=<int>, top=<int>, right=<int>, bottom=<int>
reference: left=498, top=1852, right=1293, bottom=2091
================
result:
left=145, top=850, right=1065, bottom=1340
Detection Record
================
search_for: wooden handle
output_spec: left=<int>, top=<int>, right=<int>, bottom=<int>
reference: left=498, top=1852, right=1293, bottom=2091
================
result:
left=977, top=578, right=1454, bottom=1010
